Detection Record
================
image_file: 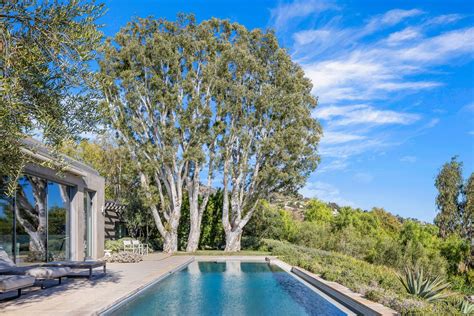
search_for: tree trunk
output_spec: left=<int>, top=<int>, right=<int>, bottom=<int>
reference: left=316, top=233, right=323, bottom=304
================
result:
left=29, top=231, right=46, bottom=254
left=186, top=221, right=201, bottom=252
left=186, top=188, right=203, bottom=252
left=163, top=230, right=178, bottom=253
left=224, top=230, right=242, bottom=252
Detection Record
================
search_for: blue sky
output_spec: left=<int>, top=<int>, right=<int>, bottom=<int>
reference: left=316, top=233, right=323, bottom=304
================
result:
left=99, top=0, right=474, bottom=222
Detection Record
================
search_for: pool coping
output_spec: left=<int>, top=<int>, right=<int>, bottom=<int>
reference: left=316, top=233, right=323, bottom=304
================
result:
left=269, top=258, right=356, bottom=315
left=286, top=265, right=399, bottom=316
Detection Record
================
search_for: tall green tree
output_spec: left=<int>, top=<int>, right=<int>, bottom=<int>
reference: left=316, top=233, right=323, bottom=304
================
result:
left=0, top=0, right=104, bottom=193
left=100, top=16, right=220, bottom=252
left=434, top=157, right=463, bottom=238
left=461, top=173, right=474, bottom=242
left=100, top=16, right=321, bottom=252
left=216, top=26, right=321, bottom=251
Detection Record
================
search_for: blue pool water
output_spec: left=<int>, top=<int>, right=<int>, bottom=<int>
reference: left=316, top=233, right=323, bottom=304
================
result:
left=105, top=262, right=351, bottom=316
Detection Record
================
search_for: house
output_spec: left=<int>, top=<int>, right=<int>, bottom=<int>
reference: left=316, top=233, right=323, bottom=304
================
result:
left=0, top=138, right=105, bottom=264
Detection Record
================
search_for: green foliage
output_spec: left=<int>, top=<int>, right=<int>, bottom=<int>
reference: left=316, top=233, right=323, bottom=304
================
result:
left=440, top=234, right=471, bottom=275
left=105, top=239, right=124, bottom=253
left=462, top=173, right=474, bottom=258
left=398, top=266, right=451, bottom=302
left=99, top=14, right=321, bottom=251
left=458, top=298, right=474, bottom=314
left=434, top=156, right=463, bottom=238
left=243, top=200, right=299, bottom=246
left=434, top=156, right=474, bottom=256
left=304, top=199, right=333, bottom=223
left=199, top=191, right=225, bottom=249
left=1, top=0, right=104, bottom=193
left=262, top=239, right=462, bottom=314
left=244, top=199, right=465, bottom=278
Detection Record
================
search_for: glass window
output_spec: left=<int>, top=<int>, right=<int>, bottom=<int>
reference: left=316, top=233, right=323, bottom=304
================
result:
left=84, top=191, right=94, bottom=258
left=15, top=175, right=48, bottom=265
left=0, top=185, right=14, bottom=258
left=114, top=222, right=128, bottom=239
left=47, top=182, right=71, bottom=261
left=12, top=175, right=72, bottom=265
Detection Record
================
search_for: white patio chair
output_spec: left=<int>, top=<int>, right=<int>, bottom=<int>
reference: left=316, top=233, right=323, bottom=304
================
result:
left=123, top=240, right=134, bottom=252
left=132, top=240, right=149, bottom=255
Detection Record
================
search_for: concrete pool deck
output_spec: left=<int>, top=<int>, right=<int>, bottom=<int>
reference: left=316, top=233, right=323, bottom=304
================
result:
left=0, top=253, right=194, bottom=315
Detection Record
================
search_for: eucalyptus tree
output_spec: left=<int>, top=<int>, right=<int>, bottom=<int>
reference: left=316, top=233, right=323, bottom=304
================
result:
left=215, top=27, right=321, bottom=251
left=0, top=0, right=104, bottom=193
left=100, top=16, right=219, bottom=252
left=434, top=157, right=464, bottom=238
left=463, top=173, right=473, bottom=263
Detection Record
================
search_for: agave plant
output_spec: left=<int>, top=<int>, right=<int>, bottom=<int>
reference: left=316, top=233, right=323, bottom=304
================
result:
left=459, top=298, right=474, bottom=315
left=398, top=266, right=451, bottom=302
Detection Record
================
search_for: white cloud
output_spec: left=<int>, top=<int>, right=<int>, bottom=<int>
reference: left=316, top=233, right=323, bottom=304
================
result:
left=399, top=27, right=474, bottom=63
left=270, top=0, right=335, bottom=31
left=322, top=131, right=366, bottom=144
left=299, top=181, right=354, bottom=206
left=304, top=55, right=441, bottom=102
left=462, top=102, right=474, bottom=112
left=400, top=155, right=417, bottom=163
left=293, top=29, right=333, bottom=46
left=271, top=3, right=474, bottom=173
left=386, top=27, right=421, bottom=45
left=315, top=104, right=421, bottom=126
left=426, top=14, right=464, bottom=25
left=317, top=158, right=349, bottom=172
left=379, top=9, right=424, bottom=26
left=424, top=118, right=440, bottom=128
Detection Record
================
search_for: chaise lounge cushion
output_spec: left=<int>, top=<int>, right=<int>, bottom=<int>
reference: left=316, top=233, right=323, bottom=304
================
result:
left=26, top=267, right=71, bottom=279
left=0, top=275, right=35, bottom=292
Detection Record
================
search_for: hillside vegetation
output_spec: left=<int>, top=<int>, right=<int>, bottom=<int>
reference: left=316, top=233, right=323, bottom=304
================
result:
left=243, top=199, right=473, bottom=314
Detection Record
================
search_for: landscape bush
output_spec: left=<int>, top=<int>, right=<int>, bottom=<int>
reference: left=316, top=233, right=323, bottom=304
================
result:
left=248, top=199, right=470, bottom=282
left=105, top=237, right=134, bottom=253
left=261, top=239, right=467, bottom=315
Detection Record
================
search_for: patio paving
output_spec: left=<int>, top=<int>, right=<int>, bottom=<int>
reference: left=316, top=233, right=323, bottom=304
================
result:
left=0, top=253, right=193, bottom=316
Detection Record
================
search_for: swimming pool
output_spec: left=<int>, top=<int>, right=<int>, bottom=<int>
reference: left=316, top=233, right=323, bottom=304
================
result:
left=103, top=261, right=354, bottom=316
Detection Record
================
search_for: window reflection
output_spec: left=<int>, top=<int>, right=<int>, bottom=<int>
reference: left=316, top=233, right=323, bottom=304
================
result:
left=47, top=182, right=70, bottom=261
left=10, top=176, right=72, bottom=265
left=0, top=184, right=14, bottom=258
left=16, top=176, right=48, bottom=264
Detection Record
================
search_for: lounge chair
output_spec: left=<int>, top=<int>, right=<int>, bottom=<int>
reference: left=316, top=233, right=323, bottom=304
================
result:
left=42, top=260, right=106, bottom=279
left=0, top=250, right=71, bottom=289
left=0, top=275, right=35, bottom=298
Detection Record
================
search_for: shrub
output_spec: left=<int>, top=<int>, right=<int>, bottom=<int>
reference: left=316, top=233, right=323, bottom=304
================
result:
left=105, top=237, right=133, bottom=253
left=261, top=239, right=464, bottom=314
left=398, top=266, right=451, bottom=302
left=440, top=235, right=471, bottom=274
left=304, top=199, right=333, bottom=223
left=104, top=251, right=142, bottom=263
left=458, top=298, right=474, bottom=314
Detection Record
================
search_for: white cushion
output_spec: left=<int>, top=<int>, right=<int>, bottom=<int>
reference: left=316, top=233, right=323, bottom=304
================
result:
left=0, top=275, right=35, bottom=292
left=26, top=267, right=71, bottom=279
